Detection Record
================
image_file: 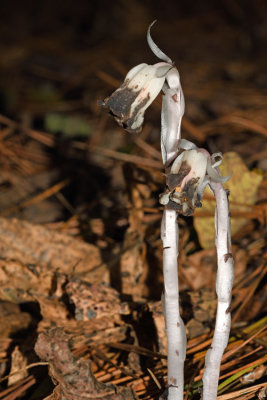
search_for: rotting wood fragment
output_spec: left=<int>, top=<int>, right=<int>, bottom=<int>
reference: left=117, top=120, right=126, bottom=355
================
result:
left=35, top=328, right=138, bottom=400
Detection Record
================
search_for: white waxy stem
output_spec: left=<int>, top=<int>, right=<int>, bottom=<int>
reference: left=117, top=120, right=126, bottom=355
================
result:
left=161, top=210, right=186, bottom=400
left=159, top=46, right=186, bottom=398
left=202, top=182, right=234, bottom=400
left=161, top=68, right=185, bottom=166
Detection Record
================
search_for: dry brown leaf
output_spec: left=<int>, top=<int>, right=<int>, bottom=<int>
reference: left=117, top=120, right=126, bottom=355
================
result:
left=66, top=278, right=130, bottom=321
left=0, top=260, right=53, bottom=303
left=8, top=346, right=28, bottom=386
left=0, top=217, right=108, bottom=284
left=0, top=301, right=31, bottom=337
left=181, top=248, right=217, bottom=290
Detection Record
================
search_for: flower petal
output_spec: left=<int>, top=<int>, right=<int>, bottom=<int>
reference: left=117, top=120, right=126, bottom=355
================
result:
left=211, top=152, right=223, bottom=168
left=178, top=138, right=197, bottom=151
left=147, top=20, right=172, bottom=64
left=196, top=176, right=210, bottom=203
left=159, top=191, right=171, bottom=205
left=100, top=62, right=171, bottom=133
left=124, top=63, right=148, bottom=81
left=207, top=161, right=232, bottom=183
left=170, top=152, right=185, bottom=174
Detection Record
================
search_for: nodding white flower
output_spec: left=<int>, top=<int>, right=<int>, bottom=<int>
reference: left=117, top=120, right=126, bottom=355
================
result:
left=99, top=62, right=173, bottom=133
left=159, top=146, right=231, bottom=216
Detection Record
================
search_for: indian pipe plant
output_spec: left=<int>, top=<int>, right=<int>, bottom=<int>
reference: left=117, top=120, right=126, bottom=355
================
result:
left=99, top=21, right=234, bottom=400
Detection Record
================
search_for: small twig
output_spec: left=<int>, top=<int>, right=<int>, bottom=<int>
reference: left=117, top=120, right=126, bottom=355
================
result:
left=147, top=368, right=162, bottom=389
left=232, top=265, right=267, bottom=323
left=0, top=178, right=71, bottom=217
left=222, top=325, right=266, bottom=361
left=0, top=362, right=48, bottom=384
left=217, top=383, right=267, bottom=400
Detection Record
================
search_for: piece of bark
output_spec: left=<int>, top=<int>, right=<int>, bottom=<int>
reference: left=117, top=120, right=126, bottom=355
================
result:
left=36, top=275, right=130, bottom=351
left=66, top=277, right=130, bottom=321
left=0, top=259, right=53, bottom=303
left=0, top=301, right=31, bottom=337
left=0, top=217, right=108, bottom=284
left=0, top=262, right=129, bottom=348
left=35, top=328, right=138, bottom=400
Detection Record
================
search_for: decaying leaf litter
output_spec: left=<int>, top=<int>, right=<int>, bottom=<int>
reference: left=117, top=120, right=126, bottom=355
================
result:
left=0, top=2, right=266, bottom=399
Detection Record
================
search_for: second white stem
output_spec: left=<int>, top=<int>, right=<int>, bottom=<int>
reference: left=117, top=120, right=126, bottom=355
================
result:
left=202, top=183, right=234, bottom=400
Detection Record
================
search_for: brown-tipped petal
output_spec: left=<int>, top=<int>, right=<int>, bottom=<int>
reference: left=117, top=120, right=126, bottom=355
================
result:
left=101, top=86, right=143, bottom=132
left=100, top=62, right=171, bottom=133
left=167, top=160, right=191, bottom=191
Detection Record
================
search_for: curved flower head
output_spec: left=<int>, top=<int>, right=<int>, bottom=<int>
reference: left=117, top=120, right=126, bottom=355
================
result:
left=99, top=62, right=172, bottom=133
left=159, top=145, right=231, bottom=216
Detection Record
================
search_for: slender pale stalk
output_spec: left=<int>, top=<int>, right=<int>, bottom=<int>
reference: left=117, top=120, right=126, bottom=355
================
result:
left=147, top=24, right=187, bottom=398
left=161, top=210, right=186, bottom=399
left=202, top=182, right=234, bottom=400
left=161, top=70, right=185, bottom=166
left=160, top=67, right=186, bottom=400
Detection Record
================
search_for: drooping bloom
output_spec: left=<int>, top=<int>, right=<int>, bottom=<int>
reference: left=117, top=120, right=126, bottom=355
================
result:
left=159, top=145, right=231, bottom=216
left=99, top=62, right=173, bottom=133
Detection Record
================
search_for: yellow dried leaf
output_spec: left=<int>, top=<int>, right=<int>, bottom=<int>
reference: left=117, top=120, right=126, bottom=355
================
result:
left=194, top=152, right=263, bottom=248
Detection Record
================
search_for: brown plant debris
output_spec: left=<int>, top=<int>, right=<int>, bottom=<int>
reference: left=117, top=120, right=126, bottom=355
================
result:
left=35, top=328, right=138, bottom=400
